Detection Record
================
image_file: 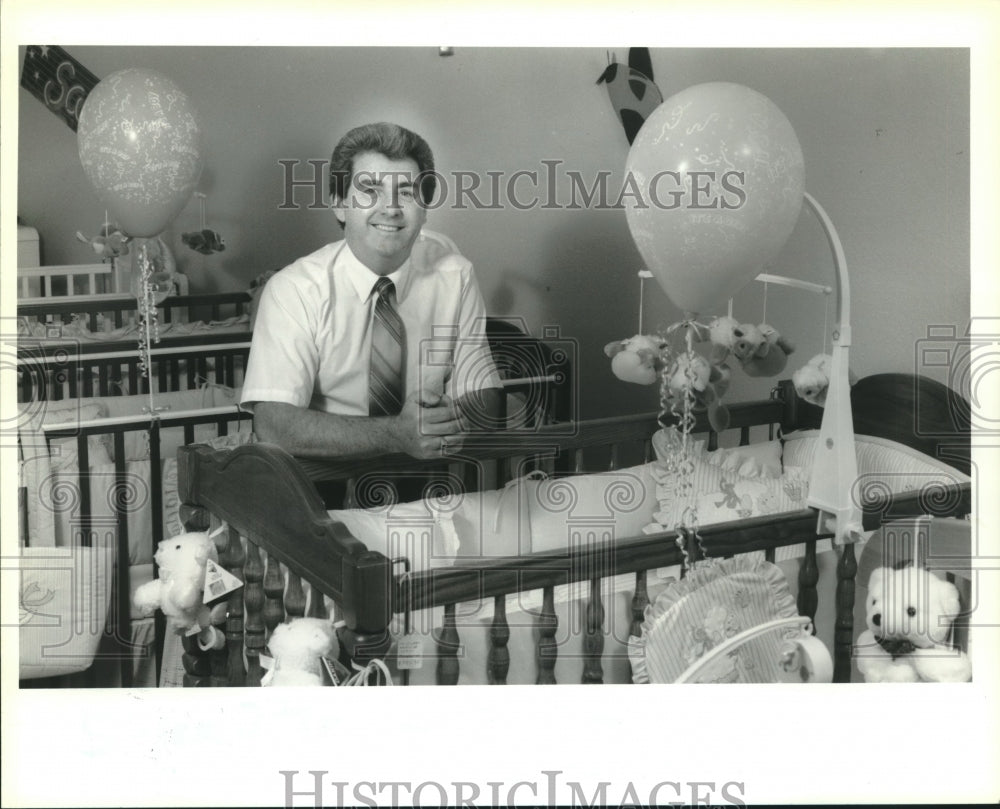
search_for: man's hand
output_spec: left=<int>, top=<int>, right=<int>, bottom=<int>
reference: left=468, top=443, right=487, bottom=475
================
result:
left=392, top=391, right=465, bottom=459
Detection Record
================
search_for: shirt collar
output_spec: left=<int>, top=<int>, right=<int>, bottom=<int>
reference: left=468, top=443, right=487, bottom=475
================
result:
left=338, top=240, right=412, bottom=304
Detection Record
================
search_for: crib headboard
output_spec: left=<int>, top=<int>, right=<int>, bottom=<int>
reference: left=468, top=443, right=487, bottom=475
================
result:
left=781, top=373, right=971, bottom=476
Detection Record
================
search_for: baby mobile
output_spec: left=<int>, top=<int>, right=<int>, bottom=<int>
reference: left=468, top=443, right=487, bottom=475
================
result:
left=77, top=68, right=204, bottom=415
left=182, top=192, right=226, bottom=255
left=607, top=81, right=809, bottom=555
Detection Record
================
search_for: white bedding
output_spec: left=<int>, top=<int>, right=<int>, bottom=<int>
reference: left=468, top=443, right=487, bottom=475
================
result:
left=323, top=433, right=969, bottom=685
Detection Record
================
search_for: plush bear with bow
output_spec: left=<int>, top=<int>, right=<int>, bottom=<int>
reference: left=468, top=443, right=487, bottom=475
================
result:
left=855, top=563, right=972, bottom=683
left=262, top=617, right=339, bottom=686
left=133, top=532, right=226, bottom=634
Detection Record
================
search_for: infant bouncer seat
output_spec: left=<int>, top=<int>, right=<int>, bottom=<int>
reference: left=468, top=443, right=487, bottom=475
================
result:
left=628, top=554, right=832, bottom=684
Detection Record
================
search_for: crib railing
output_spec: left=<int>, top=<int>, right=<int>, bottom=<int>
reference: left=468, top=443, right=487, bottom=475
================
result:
left=17, top=340, right=251, bottom=402
left=20, top=406, right=252, bottom=688
left=176, top=382, right=973, bottom=687
left=17, top=291, right=252, bottom=332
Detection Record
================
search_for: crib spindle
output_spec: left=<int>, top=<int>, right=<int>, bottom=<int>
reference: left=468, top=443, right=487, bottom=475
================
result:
left=834, top=542, right=858, bottom=683
left=488, top=595, right=510, bottom=685
left=263, top=551, right=285, bottom=634
left=629, top=570, right=649, bottom=640
left=285, top=572, right=307, bottom=619
left=222, top=526, right=246, bottom=686
left=181, top=633, right=212, bottom=687
left=307, top=583, right=328, bottom=619
left=536, top=586, right=558, bottom=684
left=244, top=541, right=265, bottom=687
left=436, top=603, right=461, bottom=685
left=608, top=443, right=620, bottom=472
left=582, top=578, right=605, bottom=684
left=797, top=539, right=819, bottom=624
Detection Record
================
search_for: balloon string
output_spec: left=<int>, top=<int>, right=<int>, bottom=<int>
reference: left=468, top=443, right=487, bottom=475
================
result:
left=762, top=280, right=768, bottom=323
left=638, top=273, right=645, bottom=334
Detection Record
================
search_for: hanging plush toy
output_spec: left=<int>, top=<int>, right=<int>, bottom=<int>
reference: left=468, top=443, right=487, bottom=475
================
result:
left=133, top=531, right=228, bottom=635
left=604, top=334, right=667, bottom=385
left=855, top=564, right=971, bottom=683
left=182, top=191, right=226, bottom=255
left=663, top=352, right=732, bottom=433
left=689, top=315, right=741, bottom=365
left=731, top=322, right=795, bottom=377
left=792, top=353, right=857, bottom=407
left=76, top=223, right=130, bottom=260
left=182, top=228, right=226, bottom=255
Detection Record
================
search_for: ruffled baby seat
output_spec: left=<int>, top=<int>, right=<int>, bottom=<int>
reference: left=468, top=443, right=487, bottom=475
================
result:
left=629, top=556, right=832, bottom=684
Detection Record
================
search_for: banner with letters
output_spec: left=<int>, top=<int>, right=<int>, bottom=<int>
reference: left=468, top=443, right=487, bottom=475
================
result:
left=20, top=45, right=100, bottom=132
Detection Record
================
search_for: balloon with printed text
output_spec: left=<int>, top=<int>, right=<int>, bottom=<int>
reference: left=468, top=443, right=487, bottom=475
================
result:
left=78, top=68, right=203, bottom=238
left=624, top=82, right=805, bottom=316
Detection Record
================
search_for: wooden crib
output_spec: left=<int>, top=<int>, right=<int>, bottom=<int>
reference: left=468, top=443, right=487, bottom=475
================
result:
left=175, top=372, right=972, bottom=686
left=15, top=291, right=255, bottom=688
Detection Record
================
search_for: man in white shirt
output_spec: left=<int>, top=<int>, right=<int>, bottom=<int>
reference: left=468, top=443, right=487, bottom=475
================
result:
left=242, top=122, right=501, bottom=462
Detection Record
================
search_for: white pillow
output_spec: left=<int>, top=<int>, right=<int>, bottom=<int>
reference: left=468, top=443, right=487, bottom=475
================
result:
left=328, top=498, right=462, bottom=573
left=693, top=466, right=811, bottom=526
left=781, top=431, right=970, bottom=496
left=647, top=453, right=809, bottom=532
left=530, top=464, right=658, bottom=552
left=652, top=429, right=783, bottom=478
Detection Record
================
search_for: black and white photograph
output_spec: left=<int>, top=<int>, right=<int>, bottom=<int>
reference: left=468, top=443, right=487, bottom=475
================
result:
left=2, top=2, right=998, bottom=806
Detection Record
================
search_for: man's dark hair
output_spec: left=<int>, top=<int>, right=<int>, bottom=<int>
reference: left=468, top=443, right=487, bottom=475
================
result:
left=329, top=122, right=436, bottom=208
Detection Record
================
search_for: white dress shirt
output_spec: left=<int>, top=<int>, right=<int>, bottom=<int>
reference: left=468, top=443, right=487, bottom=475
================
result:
left=241, top=230, right=500, bottom=415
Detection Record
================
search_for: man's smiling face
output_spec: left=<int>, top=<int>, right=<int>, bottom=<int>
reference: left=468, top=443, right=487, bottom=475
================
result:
left=335, top=150, right=427, bottom=275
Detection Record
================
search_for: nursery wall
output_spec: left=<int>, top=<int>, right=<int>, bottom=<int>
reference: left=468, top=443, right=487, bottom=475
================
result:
left=15, top=47, right=969, bottom=419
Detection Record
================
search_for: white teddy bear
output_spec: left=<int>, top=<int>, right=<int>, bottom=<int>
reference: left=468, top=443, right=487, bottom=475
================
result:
left=262, top=617, right=339, bottom=687
left=855, top=564, right=972, bottom=683
left=133, top=532, right=223, bottom=634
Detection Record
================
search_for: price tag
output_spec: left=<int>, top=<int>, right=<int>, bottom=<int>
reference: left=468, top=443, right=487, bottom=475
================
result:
left=395, top=633, right=424, bottom=670
left=321, top=655, right=353, bottom=686
left=203, top=559, right=243, bottom=603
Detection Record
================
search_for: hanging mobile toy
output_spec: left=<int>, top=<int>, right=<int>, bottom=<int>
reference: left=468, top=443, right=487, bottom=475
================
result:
left=182, top=192, right=226, bottom=255
left=76, top=220, right=130, bottom=260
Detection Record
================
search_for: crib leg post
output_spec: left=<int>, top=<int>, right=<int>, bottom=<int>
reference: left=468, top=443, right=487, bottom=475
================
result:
left=834, top=542, right=858, bottom=683
left=338, top=627, right=392, bottom=674
left=181, top=633, right=211, bottom=686
left=797, top=540, right=819, bottom=624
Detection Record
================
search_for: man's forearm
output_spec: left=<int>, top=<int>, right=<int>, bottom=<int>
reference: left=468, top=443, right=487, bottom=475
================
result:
left=252, top=401, right=402, bottom=459
left=455, top=387, right=504, bottom=431
left=252, top=392, right=471, bottom=460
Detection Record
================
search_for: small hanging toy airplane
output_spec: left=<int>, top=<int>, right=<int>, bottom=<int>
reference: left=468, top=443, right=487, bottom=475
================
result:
left=76, top=223, right=130, bottom=260
left=182, top=228, right=226, bottom=255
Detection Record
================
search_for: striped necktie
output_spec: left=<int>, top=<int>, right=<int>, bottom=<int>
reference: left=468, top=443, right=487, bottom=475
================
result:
left=369, top=277, right=405, bottom=416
